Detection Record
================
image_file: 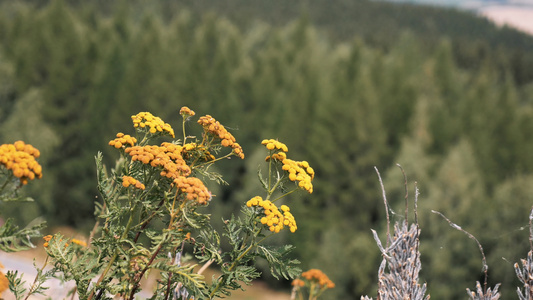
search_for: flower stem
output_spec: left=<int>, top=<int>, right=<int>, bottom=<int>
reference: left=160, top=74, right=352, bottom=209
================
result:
left=23, top=256, right=49, bottom=300
left=0, top=173, right=13, bottom=194
left=88, top=194, right=138, bottom=300
left=271, top=188, right=298, bottom=203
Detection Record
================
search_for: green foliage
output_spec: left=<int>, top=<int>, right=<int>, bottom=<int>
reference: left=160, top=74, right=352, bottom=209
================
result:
left=0, top=219, right=44, bottom=252
left=4, top=110, right=306, bottom=299
left=0, top=143, right=46, bottom=254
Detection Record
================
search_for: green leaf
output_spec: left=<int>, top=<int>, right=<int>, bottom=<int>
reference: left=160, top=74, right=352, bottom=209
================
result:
left=0, top=218, right=45, bottom=252
left=6, top=270, right=28, bottom=300
left=257, top=244, right=301, bottom=280
left=257, top=165, right=268, bottom=191
left=151, top=261, right=209, bottom=298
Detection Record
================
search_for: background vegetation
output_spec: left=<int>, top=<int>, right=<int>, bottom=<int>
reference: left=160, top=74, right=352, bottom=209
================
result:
left=2, top=0, right=533, bottom=298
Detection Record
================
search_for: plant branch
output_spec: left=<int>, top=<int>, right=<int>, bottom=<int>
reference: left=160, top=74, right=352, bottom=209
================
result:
left=432, top=210, right=489, bottom=293
left=374, top=166, right=390, bottom=248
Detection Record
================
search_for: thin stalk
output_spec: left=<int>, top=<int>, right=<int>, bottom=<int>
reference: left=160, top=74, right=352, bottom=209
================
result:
left=128, top=242, right=165, bottom=300
left=88, top=193, right=138, bottom=300
left=209, top=224, right=266, bottom=299
left=308, top=282, right=317, bottom=300
left=88, top=202, right=106, bottom=246
left=133, top=198, right=165, bottom=243
left=23, top=256, right=49, bottom=300
left=313, top=286, right=329, bottom=299
left=270, top=188, right=298, bottom=203
left=194, top=152, right=233, bottom=169
left=0, top=173, right=13, bottom=194
left=197, top=259, right=214, bottom=275
left=131, top=192, right=184, bottom=300
left=265, top=176, right=284, bottom=200
left=432, top=210, right=489, bottom=293
left=289, top=285, right=298, bottom=300
left=164, top=243, right=183, bottom=300
left=374, top=167, right=391, bottom=248
left=182, top=119, right=187, bottom=146
left=396, top=164, right=409, bottom=224
left=268, top=151, right=272, bottom=191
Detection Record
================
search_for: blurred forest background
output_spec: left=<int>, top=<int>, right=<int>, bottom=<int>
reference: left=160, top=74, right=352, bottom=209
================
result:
left=2, top=0, right=533, bottom=298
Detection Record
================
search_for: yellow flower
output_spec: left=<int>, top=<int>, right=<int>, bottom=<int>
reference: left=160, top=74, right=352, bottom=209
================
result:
left=246, top=197, right=297, bottom=233
left=301, top=269, right=335, bottom=289
left=280, top=158, right=314, bottom=193
left=131, top=112, right=175, bottom=138
left=179, top=106, right=196, bottom=117
left=292, top=278, right=305, bottom=287
left=261, top=139, right=288, bottom=152
left=265, top=152, right=287, bottom=162
left=0, top=141, right=43, bottom=185
left=122, top=176, right=146, bottom=190
left=43, top=235, right=53, bottom=247
left=109, top=133, right=137, bottom=149
left=125, top=143, right=191, bottom=179
left=173, top=176, right=211, bottom=205
left=197, top=115, right=244, bottom=159
left=71, top=238, right=88, bottom=247
left=0, top=264, right=7, bottom=298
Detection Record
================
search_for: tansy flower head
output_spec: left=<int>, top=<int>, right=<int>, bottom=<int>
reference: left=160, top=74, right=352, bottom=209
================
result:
left=122, top=176, right=146, bottom=190
left=281, top=159, right=314, bottom=193
left=71, top=238, right=88, bottom=247
left=246, top=196, right=297, bottom=233
left=173, top=176, right=211, bottom=205
left=292, top=278, right=305, bottom=287
left=43, top=235, right=53, bottom=247
left=265, top=152, right=287, bottom=162
left=0, top=264, right=6, bottom=298
left=262, top=139, right=288, bottom=152
left=0, top=141, right=43, bottom=185
left=179, top=106, right=196, bottom=118
left=109, top=133, right=137, bottom=149
left=131, top=112, right=175, bottom=138
left=301, top=269, right=335, bottom=289
left=125, top=143, right=191, bottom=179
left=198, top=115, right=244, bottom=159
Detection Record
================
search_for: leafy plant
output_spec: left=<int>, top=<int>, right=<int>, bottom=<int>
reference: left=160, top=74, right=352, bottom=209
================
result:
left=1, top=107, right=313, bottom=299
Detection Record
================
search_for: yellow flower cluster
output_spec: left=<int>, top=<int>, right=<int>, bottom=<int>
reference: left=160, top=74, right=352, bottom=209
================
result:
left=43, top=235, right=87, bottom=248
left=71, top=238, right=87, bottom=247
left=179, top=106, right=196, bottom=117
left=43, top=235, right=52, bottom=247
left=132, top=112, right=175, bottom=138
left=282, top=159, right=314, bottom=193
left=0, top=263, right=7, bottom=298
left=262, top=139, right=288, bottom=152
left=292, top=278, right=305, bottom=287
left=125, top=142, right=212, bottom=205
left=301, top=269, right=335, bottom=289
left=246, top=196, right=297, bottom=233
left=0, top=141, right=43, bottom=185
left=125, top=143, right=191, bottom=178
left=261, top=139, right=314, bottom=193
left=109, top=133, right=137, bottom=149
left=173, top=176, right=211, bottom=204
left=263, top=139, right=289, bottom=161
left=197, top=115, right=244, bottom=159
left=122, top=176, right=146, bottom=190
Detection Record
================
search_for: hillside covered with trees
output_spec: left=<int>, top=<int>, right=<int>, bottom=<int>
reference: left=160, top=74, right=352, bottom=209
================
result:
left=2, top=0, right=533, bottom=298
